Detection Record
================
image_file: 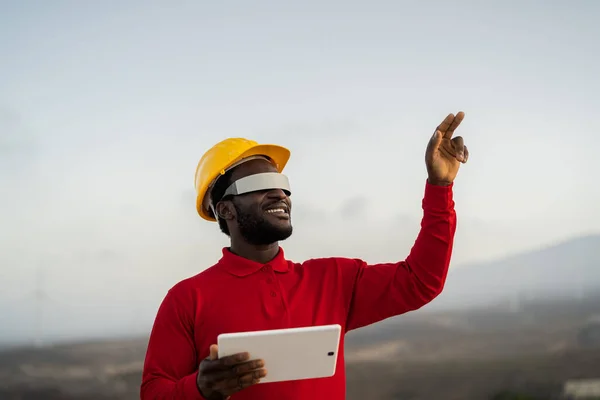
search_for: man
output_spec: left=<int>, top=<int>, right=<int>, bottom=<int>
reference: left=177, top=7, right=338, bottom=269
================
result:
left=141, top=112, right=469, bottom=399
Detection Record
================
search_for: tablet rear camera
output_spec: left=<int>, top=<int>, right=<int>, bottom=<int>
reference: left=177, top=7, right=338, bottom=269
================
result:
left=328, top=351, right=335, bottom=356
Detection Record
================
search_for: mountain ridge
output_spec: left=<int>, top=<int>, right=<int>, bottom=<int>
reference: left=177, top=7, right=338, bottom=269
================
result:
left=434, top=233, right=600, bottom=310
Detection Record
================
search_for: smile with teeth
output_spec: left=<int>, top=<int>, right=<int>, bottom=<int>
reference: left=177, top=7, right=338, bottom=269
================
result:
left=266, top=208, right=287, bottom=214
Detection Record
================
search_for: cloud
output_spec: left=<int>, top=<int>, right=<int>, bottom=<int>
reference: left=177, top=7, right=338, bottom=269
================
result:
left=339, top=195, right=369, bottom=219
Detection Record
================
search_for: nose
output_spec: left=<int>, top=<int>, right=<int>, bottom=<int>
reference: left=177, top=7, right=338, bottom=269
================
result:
left=266, top=188, right=288, bottom=199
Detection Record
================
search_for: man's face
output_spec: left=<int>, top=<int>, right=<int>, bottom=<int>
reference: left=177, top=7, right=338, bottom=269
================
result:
left=222, top=159, right=293, bottom=245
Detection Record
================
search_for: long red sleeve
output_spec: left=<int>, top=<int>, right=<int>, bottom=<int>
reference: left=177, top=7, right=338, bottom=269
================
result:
left=140, top=287, right=206, bottom=400
left=345, top=180, right=456, bottom=331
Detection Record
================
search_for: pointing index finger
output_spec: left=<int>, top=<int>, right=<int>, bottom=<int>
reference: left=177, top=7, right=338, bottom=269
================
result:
left=436, top=113, right=455, bottom=134
left=444, top=111, right=465, bottom=139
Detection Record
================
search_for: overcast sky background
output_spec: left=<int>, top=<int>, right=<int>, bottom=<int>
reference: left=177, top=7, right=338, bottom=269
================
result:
left=1, top=0, right=598, bottom=345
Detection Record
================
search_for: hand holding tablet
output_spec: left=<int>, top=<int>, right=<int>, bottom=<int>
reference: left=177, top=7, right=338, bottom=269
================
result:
left=196, top=344, right=267, bottom=399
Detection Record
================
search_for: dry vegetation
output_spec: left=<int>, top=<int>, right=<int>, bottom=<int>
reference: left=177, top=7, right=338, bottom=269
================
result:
left=1, top=296, right=599, bottom=400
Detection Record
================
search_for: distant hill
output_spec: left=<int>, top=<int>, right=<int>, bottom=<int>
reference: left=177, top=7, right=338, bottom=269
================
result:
left=431, top=234, right=600, bottom=310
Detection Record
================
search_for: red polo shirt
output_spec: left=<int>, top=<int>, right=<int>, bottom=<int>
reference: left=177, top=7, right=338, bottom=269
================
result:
left=141, top=181, right=456, bottom=399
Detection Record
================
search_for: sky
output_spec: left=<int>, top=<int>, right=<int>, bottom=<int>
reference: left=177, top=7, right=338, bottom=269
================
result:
left=0, top=0, right=599, bottom=345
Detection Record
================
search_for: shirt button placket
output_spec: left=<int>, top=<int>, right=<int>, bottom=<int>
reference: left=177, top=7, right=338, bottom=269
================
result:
left=262, top=265, right=282, bottom=316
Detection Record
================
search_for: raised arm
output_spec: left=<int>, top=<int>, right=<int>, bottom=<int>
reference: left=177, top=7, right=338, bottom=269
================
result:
left=344, top=111, right=468, bottom=331
left=345, top=180, right=456, bottom=331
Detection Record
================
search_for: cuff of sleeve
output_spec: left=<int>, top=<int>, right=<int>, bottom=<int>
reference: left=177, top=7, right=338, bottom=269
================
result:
left=423, top=180, right=454, bottom=211
left=183, top=371, right=207, bottom=400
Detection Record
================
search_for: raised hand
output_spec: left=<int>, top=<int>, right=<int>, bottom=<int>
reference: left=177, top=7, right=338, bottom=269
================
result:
left=425, top=111, right=469, bottom=186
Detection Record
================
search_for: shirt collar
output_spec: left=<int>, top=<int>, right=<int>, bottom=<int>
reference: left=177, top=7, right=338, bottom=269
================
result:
left=218, top=247, right=289, bottom=277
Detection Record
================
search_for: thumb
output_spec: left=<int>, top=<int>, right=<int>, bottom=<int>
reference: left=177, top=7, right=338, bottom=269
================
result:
left=209, top=344, right=219, bottom=361
left=426, top=130, right=443, bottom=162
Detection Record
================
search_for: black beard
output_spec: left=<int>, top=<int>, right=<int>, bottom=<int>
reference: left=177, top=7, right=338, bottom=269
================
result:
left=234, top=202, right=293, bottom=245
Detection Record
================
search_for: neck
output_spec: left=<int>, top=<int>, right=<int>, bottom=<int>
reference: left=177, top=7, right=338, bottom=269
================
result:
left=229, top=240, right=280, bottom=264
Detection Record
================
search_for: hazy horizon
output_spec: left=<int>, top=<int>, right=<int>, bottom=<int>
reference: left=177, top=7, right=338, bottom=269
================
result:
left=1, top=1, right=598, bottom=346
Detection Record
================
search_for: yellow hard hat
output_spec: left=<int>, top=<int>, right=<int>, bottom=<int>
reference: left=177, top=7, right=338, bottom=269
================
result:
left=194, top=138, right=291, bottom=221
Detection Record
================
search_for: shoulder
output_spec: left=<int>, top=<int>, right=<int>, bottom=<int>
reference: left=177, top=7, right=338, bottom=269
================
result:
left=300, top=256, right=358, bottom=266
left=165, top=263, right=223, bottom=305
left=155, top=264, right=223, bottom=326
left=295, top=257, right=363, bottom=274
left=293, top=257, right=366, bottom=297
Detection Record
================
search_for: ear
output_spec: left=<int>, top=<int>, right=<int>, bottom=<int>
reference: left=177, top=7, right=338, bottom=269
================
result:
left=215, top=200, right=235, bottom=221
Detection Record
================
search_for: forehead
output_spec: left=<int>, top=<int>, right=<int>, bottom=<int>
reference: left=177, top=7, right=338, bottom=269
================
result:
left=230, top=158, right=277, bottom=181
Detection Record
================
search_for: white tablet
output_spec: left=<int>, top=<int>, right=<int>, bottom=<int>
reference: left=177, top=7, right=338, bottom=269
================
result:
left=217, top=324, right=342, bottom=384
